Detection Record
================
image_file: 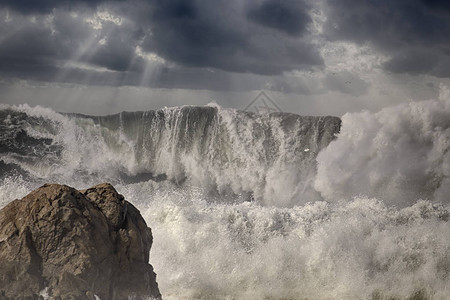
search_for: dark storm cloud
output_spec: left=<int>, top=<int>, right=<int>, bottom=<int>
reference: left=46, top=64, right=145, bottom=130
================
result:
left=422, top=0, right=450, bottom=13
left=85, top=25, right=144, bottom=72
left=0, top=9, right=144, bottom=81
left=324, top=0, right=450, bottom=77
left=0, top=0, right=114, bottom=14
left=140, top=0, right=322, bottom=75
left=0, top=0, right=323, bottom=89
left=247, top=0, right=311, bottom=36
left=143, top=0, right=247, bottom=69
left=383, top=49, right=440, bottom=75
left=3, top=0, right=449, bottom=94
left=384, top=50, right=450, bottom=78
left=0, top=8, right=282, bottom=92
left=0, top=16, right=59, bottom=78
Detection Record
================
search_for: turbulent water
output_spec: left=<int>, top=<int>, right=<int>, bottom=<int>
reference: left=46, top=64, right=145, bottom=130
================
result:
left=0, top=89, right=449, bottom=299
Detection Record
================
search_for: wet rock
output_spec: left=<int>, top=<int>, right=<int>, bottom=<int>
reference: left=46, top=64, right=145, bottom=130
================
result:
left=0, top=183, right=161, bottom=300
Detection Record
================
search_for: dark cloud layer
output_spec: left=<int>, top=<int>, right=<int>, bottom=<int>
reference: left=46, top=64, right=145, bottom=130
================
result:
left=324, top=0, right=450, bottom=77
left=0, top=0, right=122, bottom=14
left=0, top=6, right=148, bottom=77
left=0, top=0, right=323, bottom=88
left=422, top=0, right=450, bottom=13
left=142, top=0, right=321, bottom=75
left=0, top=0, right=449, bottom=93
left=247, top=0, right=311, bottom=36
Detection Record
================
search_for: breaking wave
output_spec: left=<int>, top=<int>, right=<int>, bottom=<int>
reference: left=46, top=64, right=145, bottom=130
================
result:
left=0, top=86, right=449, bottom=299
left=0, top=103, right=340, bottom=207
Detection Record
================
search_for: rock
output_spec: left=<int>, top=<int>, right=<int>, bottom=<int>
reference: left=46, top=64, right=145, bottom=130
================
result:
left=0, top=183, right=161, bottom=300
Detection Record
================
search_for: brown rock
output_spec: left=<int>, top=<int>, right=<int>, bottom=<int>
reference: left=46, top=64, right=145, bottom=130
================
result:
left=0, top=183, right=161, bottom=300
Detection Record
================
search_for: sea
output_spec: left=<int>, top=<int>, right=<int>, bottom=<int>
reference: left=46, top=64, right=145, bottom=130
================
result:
left=0, top=90, right=449, bottom=299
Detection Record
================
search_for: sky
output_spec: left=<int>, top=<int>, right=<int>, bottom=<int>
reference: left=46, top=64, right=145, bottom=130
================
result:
left=0, top=0, right=449, bottom=115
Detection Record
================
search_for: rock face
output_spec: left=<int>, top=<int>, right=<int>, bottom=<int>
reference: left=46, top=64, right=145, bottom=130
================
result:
left=0, top=183, right=161, bottom=300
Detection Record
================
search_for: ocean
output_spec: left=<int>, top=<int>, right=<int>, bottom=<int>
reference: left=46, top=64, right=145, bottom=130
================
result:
left=0, top=94, right=449, bottom=299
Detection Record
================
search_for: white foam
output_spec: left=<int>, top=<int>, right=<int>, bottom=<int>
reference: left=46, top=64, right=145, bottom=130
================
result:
left=2, top=104, right=339, bottom=206
left=0, top=176, right=36, bottom=208
left=1, top=95, right=449, bottom=299
left=315, top=85, right=450, bottom=206
left=117, top=181, right=450, bottom=300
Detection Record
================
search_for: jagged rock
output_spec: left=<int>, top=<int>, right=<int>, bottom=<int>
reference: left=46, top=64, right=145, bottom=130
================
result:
left=0, top=183, right=161, bottom=300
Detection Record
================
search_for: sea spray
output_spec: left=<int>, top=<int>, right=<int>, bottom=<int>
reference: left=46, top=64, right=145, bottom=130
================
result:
left=315, top=85, right=450, bottom=207
left=120, top=181, right=450, bottom=300
left=0, top=104, right=340, bottom=206
left=0, top=89, right=449, bottom=299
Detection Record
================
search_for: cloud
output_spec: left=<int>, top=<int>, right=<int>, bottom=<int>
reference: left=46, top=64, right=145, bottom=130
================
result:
left=0, top=0, right=449, bottom=96
left=0, top=0, right=112, bottom=14
left=247, top=0, right=311, bottom=36
left=0, top=8, right=145, bottom=83
left=383, top=49, right=439, bottom=75
left=323, top=70, right=369, bottom=97
left=324, top=0, right=450, bottom=77
left=0, top=15, right=60, bottom=79
left=0, top=0, right=324, bottom=90
left=421, top=0, right=450, bottom=13
left=140, top=0, right=322, bottom=75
